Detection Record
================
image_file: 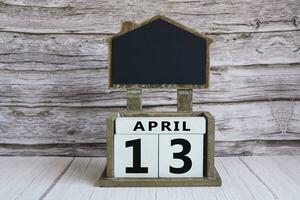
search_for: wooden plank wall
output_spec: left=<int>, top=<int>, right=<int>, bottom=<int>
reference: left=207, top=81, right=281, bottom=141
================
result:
left=0, top=0, right=299, bottom=156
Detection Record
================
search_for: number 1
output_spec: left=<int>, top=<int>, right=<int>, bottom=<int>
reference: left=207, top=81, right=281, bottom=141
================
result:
left=125, top=139, right=148, bottom=173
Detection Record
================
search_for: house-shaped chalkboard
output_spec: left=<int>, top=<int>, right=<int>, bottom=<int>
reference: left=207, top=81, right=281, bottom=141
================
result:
left=109, top=15, right=212, bottom=88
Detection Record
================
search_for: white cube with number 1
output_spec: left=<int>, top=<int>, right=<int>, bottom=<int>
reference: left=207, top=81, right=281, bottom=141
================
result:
left=114, top=134, right=158, bottom=178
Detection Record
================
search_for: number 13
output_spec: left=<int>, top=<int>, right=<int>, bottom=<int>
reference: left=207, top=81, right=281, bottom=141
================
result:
left=125, top=138, right=192, bottom=174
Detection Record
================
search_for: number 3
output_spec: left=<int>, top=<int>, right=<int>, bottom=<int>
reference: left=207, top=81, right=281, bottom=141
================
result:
left=169, top=138, right=192, bottom=174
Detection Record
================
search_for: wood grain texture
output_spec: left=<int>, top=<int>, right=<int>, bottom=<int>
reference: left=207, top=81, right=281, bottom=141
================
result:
left=0, top=0, right=299, bottom=34
left=41, top=156, right=299, bottom=200
left=44, top=157, right=106, bottom=200
left=241, top=156, right=300, bottom=199
left=0, top=101, right=299, bottom=144
left=0, top=0, right=299, bottom=156
left=0, top=156, right=298, bottom=199
left=0, top=143, right=106, bottom=156
left=1, top=31, right=299, bottom=69
left=0, top=64, right=298, bottom=107
left=0, top=100, right=299, bottom=156
left=0, top=157, right=72, bottom=200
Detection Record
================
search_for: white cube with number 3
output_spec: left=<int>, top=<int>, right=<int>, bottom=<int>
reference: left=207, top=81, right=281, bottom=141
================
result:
left=159, top=134, right=204, bottom=177
left=114, top=134, right=158, bottom=178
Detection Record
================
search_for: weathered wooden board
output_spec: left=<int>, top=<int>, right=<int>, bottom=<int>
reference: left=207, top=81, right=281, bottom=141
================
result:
left=0, top=101, right=299, bottom=144
left=270, top=156, right=300, bottom=187
left=0, top=100, right=299, bottom=156
left=0, top=33, right=107, bottom=71
left=1, top=31, right=299, bottom=69
left=0, top=156, right=298, bottom=199
left=42, top=157, right=297, bottom=199
left=216, top=140, right=300, bottom=156
left=0, top=0, right=299, bottom=34
left=0, top=157, right=72, bottom=199
left=0, top=143, right=105, bottom=157
left=43, top=157, right=105, bottom=200
left=0, top=106, right=108, bottom=144
left=241, top=156, right=300, bottom=199
left=0, top=64, right=298, bottom=107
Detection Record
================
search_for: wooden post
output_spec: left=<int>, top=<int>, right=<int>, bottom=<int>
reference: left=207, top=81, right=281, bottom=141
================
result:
left=127, top=89, right=142, bottom=111
left=177, top=89, right=193, bottom=112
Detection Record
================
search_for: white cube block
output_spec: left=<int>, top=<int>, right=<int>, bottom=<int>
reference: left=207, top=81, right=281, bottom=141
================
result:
left=115, top=117, right=206, bottom=134
left=159, top=134, right=204, bottom=177
left=114, top=134, right=158, bottom=178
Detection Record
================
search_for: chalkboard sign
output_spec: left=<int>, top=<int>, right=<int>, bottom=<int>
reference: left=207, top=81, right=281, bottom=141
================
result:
left=99, top=16, right=221, bottom=187
left=109, top=15, right=212, bottom=88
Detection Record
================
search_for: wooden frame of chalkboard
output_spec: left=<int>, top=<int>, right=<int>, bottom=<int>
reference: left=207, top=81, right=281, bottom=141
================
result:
left=108, top=15, right=213, bottom=89
left=98, top=111, right=221, bottom=187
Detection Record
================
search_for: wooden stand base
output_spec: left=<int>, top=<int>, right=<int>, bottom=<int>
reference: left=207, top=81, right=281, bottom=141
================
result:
left=98, top=167, right=222, bottom=187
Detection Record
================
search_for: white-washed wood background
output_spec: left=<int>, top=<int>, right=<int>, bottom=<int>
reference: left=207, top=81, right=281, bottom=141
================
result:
left=0, top=0, right=299, bottom=156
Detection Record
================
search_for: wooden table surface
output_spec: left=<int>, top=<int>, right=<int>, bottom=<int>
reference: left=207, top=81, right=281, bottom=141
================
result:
left=0, top=156, right=299, bottom=200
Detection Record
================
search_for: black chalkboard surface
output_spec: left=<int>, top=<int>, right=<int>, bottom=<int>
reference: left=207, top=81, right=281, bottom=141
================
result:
left=109, top=16, right=211, bottom=88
